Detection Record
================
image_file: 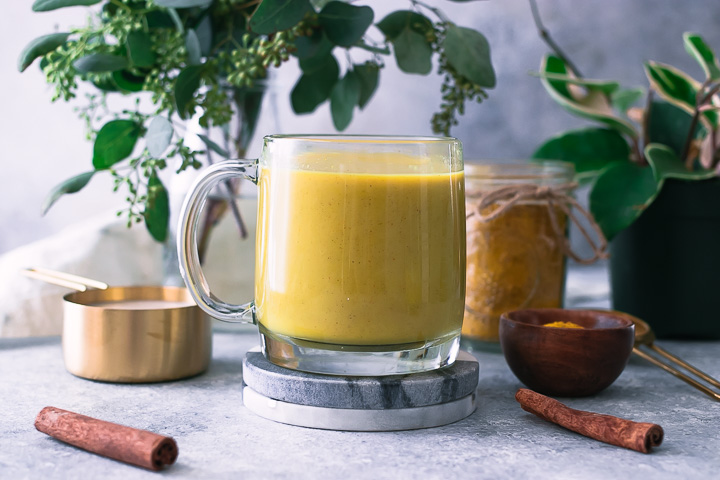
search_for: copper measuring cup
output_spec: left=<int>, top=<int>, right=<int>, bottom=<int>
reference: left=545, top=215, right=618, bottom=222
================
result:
left=632, top=317, right=720, bottom=401
left=23, top=268, right=211, bottom=383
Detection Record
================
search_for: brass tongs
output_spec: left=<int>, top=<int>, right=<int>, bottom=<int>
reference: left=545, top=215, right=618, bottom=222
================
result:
left=633, top=319, right=720, bottom=401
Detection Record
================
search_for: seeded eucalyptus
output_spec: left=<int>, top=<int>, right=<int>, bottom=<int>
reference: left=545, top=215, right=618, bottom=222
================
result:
left=20, top=0, right=495, bottom=244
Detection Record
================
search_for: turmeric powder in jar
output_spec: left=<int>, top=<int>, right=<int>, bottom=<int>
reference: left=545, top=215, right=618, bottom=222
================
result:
left=463, top=162, right=575, bottom=344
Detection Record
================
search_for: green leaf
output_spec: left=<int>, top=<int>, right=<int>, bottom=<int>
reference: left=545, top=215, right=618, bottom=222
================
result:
left=684, top=32, right=720, bottom=80
left=42, top=171, right=94, bottom=215
left=611, top=87, right=645, bottom=113
left=18, top=33, right=69, bottom=72
left=644, top=143, right=716, bottom=182
left=294, top=29, right=333, bottom=61
left=249, top=0, right=313, bottom=35
left=73, top=53, right=128, bottom=73
left=589, top=162, right=661, bottom=240
left=319, top=1, right=373, bottom=48
left=291, top=55, right=339, bottom=113
left=532, top=128, right=631, bottom=184
left=92, top=75, right=120, bottom=92
left=392, top=28, right=432, bottom=75
left=174, top=65, right=204, bottom=119
left=442, top=25, right=495, bottom=88
left=644, top=61, right=717, bottom=127
left=112, top=70, right=145, bottom=92
left=376, top=10, right=433, bottom=40
left=197, top=133, right=229, bottom=158
left=354, top=62, right=379, bottom=109
left=155, top=0, right=212, bottom=8
left=534, top=72, right=620, bottom=95
left=234, top=87, right=266, bottom=153
left=330, top=70, right=361, bottom=131
left=146, top=116, right=174, bottom=158
left=195, top=15, right=213, bottom=56
left=647, top=100, right=703, bottom=156
left=540, top=55, right=638, bottom=138
left=144, top=172, right=169, bottom=242
left=32, top=0, right=101, bottom=12
left=93, top=120, right=142, bottom=170
left=126, top=31, right=156, bottom=68
left=186, top=29, right=202, bottom=65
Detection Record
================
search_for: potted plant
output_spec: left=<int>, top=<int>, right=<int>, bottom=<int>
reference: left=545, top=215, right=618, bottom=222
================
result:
left=19, top=0, right=495, bottom=260
left=530, top=5, right=720, bottom=338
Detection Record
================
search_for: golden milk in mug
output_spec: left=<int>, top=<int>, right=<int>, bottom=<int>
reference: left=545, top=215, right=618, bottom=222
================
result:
left=178, top=135, right=465, bottom=376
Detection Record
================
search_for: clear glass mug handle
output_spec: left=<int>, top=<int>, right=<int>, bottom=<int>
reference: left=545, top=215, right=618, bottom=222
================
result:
left=177, top=160, right=258, bottom=323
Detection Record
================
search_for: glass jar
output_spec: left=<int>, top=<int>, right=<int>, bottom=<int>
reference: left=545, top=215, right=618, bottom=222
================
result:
left=463, top=161, right=575, bottom=345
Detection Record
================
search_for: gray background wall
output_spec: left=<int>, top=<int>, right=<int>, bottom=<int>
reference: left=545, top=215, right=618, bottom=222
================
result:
left=2, top=0, right=720, bottom=253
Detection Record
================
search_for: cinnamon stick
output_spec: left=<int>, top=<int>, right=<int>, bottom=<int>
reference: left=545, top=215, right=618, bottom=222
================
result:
left=35, top=407, right=178, bottom=471
left=515, top=389, right=664, bottom=453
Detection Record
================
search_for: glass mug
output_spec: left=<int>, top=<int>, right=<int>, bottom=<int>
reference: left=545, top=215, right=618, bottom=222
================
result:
left=178, top=135, right=466, bottom=376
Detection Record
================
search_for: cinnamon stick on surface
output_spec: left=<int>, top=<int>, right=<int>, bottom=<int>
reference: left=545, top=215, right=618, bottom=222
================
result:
left=515, top=388, right=664, bottom=453
left=35, top=407, right=178, bottom=471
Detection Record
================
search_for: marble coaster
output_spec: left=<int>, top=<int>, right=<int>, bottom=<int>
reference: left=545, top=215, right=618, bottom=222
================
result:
left=243, top=386, right=477, bottom=431
left=242, top=348, right=479, bottom=409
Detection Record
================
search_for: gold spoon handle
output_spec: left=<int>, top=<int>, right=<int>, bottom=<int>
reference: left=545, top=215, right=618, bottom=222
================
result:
left=633, top=347, right=720, bottom=401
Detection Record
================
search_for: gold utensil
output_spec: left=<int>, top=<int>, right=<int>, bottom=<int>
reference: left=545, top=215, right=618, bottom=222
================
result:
left=633, top=318, right=720, bottom=401
left=22, top=268, right=211, bottom=383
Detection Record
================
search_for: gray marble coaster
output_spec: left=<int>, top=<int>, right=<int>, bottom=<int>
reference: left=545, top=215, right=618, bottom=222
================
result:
left=242, top=348, right=479, bottom=409
left=243, top=386, right=477, bottom=431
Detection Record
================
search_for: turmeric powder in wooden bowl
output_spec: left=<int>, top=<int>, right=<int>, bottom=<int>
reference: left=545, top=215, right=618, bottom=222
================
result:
left=499, top=309, right=635, bottom=397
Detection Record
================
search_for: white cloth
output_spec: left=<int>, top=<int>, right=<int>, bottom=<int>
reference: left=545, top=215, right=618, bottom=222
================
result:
left=0, top=214, right=164, bottom=337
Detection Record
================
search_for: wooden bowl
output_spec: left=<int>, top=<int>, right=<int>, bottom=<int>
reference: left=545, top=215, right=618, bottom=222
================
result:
left=499, top=309, right=635, bottom=397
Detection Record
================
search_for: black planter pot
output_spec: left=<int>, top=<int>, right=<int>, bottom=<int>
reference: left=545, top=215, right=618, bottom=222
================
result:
left=610, top=177, right=720, bottom=339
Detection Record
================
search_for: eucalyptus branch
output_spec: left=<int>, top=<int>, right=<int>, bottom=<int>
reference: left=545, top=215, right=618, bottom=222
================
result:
left=529, top=0, right=583, bottom=78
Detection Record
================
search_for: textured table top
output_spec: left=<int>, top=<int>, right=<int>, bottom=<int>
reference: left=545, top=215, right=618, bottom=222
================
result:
left=2, top=265, right=720, bottom=479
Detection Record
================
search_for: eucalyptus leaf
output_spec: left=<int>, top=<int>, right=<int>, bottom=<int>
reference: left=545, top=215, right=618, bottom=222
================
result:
left=42, top=171, right=94, bottom=215
left=683, top=32, right=720, bottom=80
left=294, top=29, right=334, bottom=60
left=249, top=0, right=312, bottom=35
left=186, top=29, right=202, bottom=65
left=392, top=28, right=432, bottom=75
left=589, top=162, right=661, bottom=241
left=611, top=87, right=645, bottom=113
left=330, top=70, right=361, bottom=131
left=645, top=143, right=716, bottom=182
left=644, top=61, right=717, bottom=127
left=155, top=0, right=212, bottom=8
left=18, top=33, right=69, bottom=72
left=73, top=53, right=128, bottom=73
left=376, top=10, right=433, bottom=40
left=93, top=120, right=142, bottom=170
left=127, top=31, right=156, bottom=68
left=291, top=55, right=339, bottom=113
left=146, top=116, right=174, bottom=158
left=144, top=172, right=169, bottom=242
left=540, top=55, right=638, bottom=138
left=195, top=15, right=213, bottom=56
left=354, top=62, right=379, bottom=109
left=443, top=26, right=495, bottom=88
left=92, top=75, right=120, bottom=92
left=647, top=100, right=703, bottom=156
left=532, top=128, right=631, bottom=184
left=112, top=70, right=145, bottom=92
left=174, top=65, right=204, bottom=119
left=32, top=0, right=101, bottom=12
left=197, top=133, right=229, bottom=158
left=319, top=1, right=374, bottom=48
